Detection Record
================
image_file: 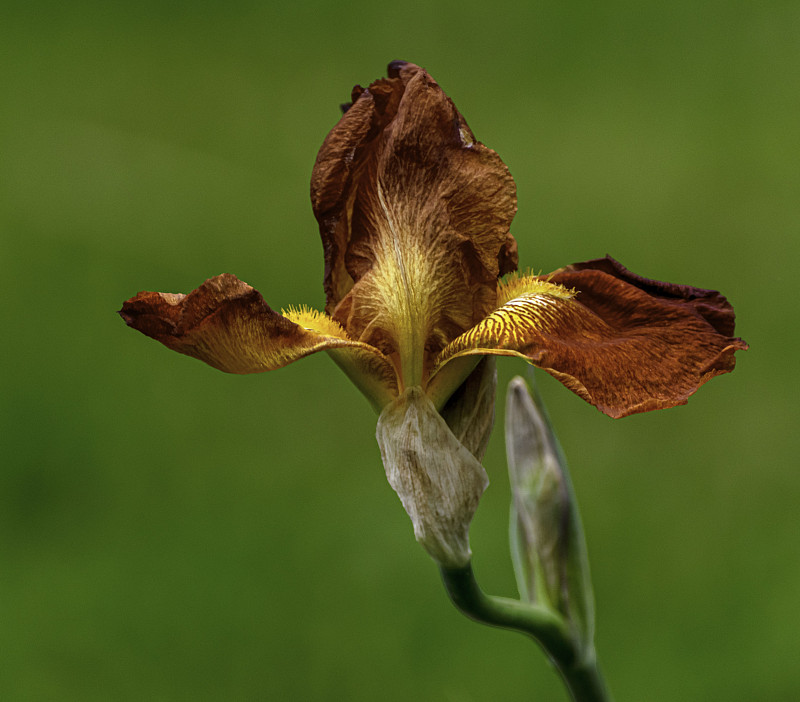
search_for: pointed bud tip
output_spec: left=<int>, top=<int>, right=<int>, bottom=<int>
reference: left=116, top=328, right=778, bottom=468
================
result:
left=508, top=375, right=530, bottom=404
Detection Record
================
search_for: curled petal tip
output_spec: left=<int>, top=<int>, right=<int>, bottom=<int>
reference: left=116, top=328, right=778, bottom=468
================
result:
left=387, top=60, right=409, bottom=77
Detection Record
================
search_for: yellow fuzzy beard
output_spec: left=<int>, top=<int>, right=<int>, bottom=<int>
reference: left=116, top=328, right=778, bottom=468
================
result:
left=282, top=305, right=350, bottom=339
left=497, top=273, right=576, bottom=307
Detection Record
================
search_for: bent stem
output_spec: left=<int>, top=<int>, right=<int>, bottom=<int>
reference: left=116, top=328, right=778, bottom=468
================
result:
left=439, top=563, right=611, bottom=702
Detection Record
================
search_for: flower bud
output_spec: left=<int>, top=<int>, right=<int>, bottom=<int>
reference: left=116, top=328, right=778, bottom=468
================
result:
left=505, top=375, right=595, bottom=650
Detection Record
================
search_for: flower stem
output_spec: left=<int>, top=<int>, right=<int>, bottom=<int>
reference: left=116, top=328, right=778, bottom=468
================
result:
left=439, top=563, right=612, bottom=702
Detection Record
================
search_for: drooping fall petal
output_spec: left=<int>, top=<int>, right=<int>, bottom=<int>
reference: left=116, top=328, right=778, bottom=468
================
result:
left=434, top=258, right=748, bottom=418
left=310, top=61, right=518, bottom=386
left=119, top=274, right=398, bottom=409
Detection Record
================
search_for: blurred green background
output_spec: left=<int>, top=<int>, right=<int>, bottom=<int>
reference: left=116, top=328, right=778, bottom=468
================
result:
left=1, top=1, right=797, bottom=700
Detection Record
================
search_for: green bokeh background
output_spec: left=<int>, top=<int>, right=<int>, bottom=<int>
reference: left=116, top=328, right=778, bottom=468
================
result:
left=2, top=1, right=797, bottom=700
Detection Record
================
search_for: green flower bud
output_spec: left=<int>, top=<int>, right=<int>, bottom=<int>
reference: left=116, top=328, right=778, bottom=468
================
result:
left=505, top=375, right=595, bottom=652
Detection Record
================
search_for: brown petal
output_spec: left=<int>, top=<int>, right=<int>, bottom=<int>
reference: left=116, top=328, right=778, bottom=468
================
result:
left=434, top=262, right=748, bottom=418
left=119, top=274, right=398, bottom=408
left=310, top=61, right=517, bottom=381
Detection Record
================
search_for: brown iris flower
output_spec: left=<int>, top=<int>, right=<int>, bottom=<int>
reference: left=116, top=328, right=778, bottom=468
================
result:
left=120, top=61, right=747, bottom=565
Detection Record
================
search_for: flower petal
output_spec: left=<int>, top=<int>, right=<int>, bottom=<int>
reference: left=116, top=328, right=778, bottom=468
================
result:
left=310, top=61, right=517, bottom=385
left=119, top=274, right=398, bottom=409
left=433, top=259, right=748, bottom=418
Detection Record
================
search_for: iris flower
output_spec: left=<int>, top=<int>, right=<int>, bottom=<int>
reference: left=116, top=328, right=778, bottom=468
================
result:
left=120, top=61, right=747, bottom=566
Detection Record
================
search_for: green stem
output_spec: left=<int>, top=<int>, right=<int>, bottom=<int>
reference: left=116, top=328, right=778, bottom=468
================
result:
left=440, top=563, right=611, bottom=702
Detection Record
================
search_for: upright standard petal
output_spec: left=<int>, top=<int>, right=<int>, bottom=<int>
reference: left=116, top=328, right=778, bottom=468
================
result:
left=434, top=258, right=748, bottom=418
left=119, top=274, right=398, bottom=409
left=310, top=61, right=518, bottom=388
